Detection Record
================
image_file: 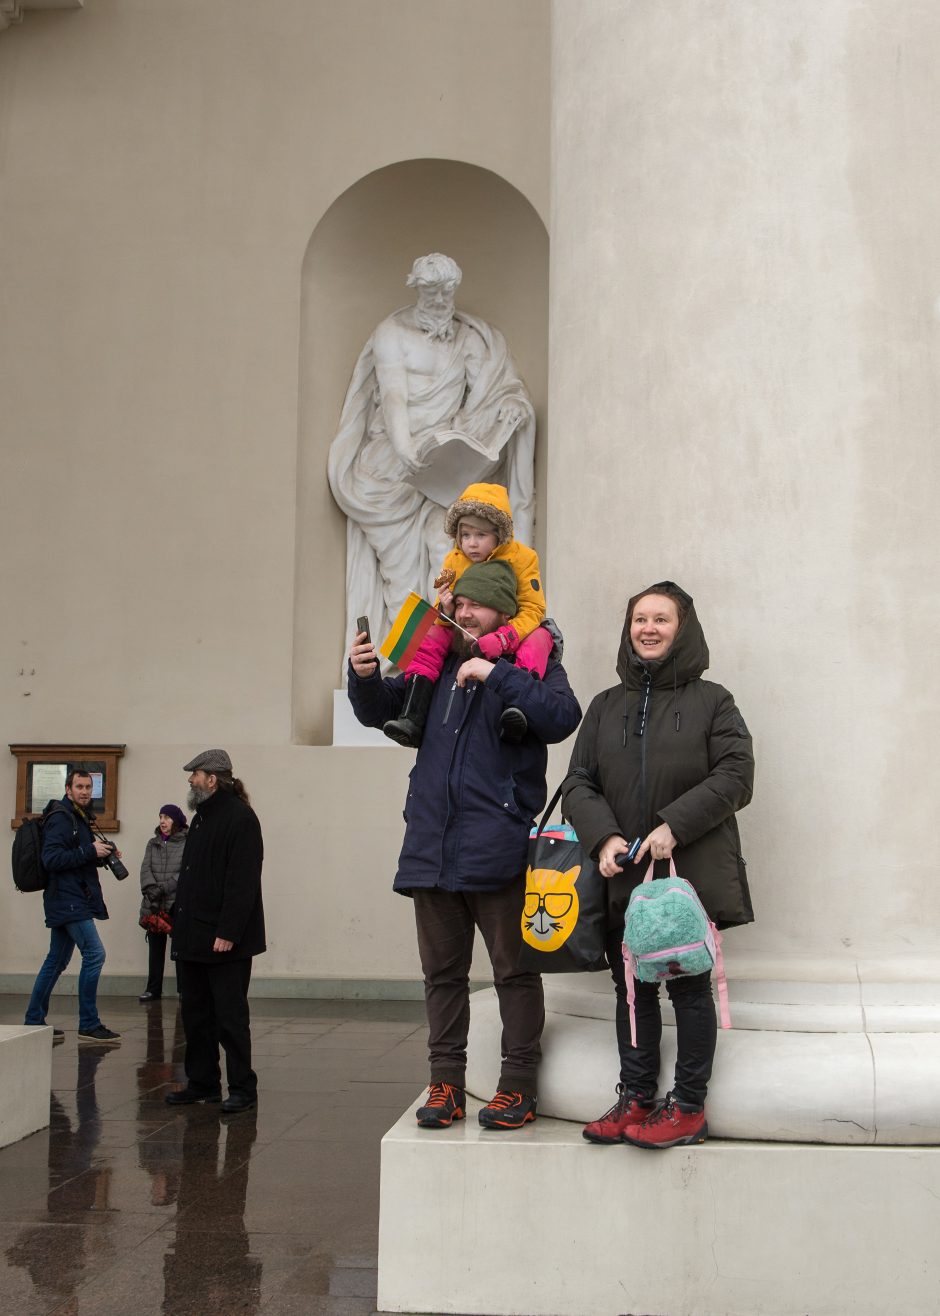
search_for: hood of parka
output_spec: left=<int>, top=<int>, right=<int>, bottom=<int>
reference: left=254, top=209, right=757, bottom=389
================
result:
left=616, top=580, right=710, bottom=689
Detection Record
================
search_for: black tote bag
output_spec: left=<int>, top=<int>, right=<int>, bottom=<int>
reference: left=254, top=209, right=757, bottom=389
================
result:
left=517, top=786, right=609, bottom=973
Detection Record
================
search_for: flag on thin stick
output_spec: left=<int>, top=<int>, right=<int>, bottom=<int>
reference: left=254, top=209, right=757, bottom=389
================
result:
left=380, top=593, right=439, bottom=670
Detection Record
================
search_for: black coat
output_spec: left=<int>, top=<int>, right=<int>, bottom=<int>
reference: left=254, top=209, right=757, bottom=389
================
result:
left=171, top=789, right=265, bottom=962
left=562, top=582, right=754, bottom=929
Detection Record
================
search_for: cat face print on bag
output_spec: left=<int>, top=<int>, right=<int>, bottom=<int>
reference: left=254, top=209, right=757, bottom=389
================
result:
left=522, top=864, right=581, bottom=953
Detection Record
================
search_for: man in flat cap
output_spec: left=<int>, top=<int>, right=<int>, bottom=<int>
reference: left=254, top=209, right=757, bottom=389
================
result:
left=347, top=561, right=581, bottom=1130
left=166, top=749, right=265, bottom=1113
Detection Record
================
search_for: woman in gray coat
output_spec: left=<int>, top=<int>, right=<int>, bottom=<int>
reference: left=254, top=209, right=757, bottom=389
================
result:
left=138, top=804, right=188, bottom=1001
left=562, top=581, right=754, bottom=1149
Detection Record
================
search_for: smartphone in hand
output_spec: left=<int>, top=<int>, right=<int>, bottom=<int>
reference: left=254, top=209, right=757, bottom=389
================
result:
left=356, top=616, right=377, bottom=669
left=613, top=838, right=643, bottom=868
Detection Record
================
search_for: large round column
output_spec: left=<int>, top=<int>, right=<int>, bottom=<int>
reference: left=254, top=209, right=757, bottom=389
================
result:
left=469, top=0, right=940, bottom=1140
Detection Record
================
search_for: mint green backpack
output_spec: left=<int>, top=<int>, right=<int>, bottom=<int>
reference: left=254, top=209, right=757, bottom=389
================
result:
left=622, top=858, right=731, bottom=1044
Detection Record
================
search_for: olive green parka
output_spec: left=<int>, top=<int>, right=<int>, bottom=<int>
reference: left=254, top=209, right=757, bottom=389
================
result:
left=562, top=582, right=754, bottom=929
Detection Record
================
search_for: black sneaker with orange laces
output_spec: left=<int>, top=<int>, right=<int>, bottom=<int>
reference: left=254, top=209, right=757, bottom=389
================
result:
left=415, top=1081, right=466, bottom=1128
left=623, top=1091, right=707, bottom=1149
left=478, top=1090, right=537, bottom=1129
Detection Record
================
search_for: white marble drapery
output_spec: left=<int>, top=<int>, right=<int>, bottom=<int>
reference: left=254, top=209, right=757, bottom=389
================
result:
left=328, top=308, right=535, bottom=660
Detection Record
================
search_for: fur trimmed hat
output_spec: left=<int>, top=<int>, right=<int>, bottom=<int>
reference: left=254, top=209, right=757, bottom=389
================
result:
left=443, top=482, right=513, bottom=545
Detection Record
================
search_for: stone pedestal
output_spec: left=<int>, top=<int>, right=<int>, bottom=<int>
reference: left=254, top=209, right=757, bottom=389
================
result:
left=0, top=1025, right=52, bottom=1148
left=466, top=962, right=940, bottom=1143
left=379, top=1097, right=940, bottom=1316
left=332, top=690, right=396, bottom=747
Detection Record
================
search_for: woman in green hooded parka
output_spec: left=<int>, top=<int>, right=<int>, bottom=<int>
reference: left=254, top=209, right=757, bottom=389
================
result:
left=562, top=581, right=754, bottom=1149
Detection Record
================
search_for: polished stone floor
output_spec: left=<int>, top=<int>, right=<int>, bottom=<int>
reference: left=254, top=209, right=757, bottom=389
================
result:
left=0, top=993, right=434, bottom=1316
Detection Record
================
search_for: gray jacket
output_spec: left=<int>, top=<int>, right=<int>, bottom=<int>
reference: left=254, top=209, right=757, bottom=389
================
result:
left=138, top=829, right=187, bottom=920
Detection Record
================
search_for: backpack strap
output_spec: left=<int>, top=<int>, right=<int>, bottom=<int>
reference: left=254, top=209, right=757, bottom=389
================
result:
left=621, top=942, right=638, bottom=1048
left=642, top=855, right=678, bottom=884
left=711, top=927, right=732, bottom=1030
left=533, top=784, right=564, bottom=839
left=48, top=801, right=80, bottom=845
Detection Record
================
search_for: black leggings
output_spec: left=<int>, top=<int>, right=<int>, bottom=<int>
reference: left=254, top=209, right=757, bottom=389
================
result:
left=144, top=930, right=180, bottom=997
left=605, top=925, right=717, bottom=1106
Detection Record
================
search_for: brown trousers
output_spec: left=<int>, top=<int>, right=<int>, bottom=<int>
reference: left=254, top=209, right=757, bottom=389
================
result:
left=412, top=877, right=544, bottom=1096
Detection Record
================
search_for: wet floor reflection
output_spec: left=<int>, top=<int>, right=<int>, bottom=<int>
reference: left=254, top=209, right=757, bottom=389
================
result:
left=0, top=997, right=429, bottom=1315
left=136, top=1002, right=263, bottom=1314
left=5, top=1044, right=116, bottom=1312
left=137, top=1006, right=186, bottom=1211
left=164, top=1115, right=261, bottom=1315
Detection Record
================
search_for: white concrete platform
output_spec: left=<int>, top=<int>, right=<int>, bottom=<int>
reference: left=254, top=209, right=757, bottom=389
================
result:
left=378, top=1097, right=940, bottom=1316
left=0, top=1025, right=52, bottom=1148
left=332, top=688, right=398, bottom=746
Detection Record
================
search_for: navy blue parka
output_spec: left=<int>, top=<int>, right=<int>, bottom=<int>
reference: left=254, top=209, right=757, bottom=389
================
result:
left=348, top=653, right=582, bottom=894
left=41, top=797, right=110, bottom=927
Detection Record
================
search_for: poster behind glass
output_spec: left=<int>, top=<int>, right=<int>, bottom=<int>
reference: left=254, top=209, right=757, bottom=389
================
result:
left=26, top=760, right=106, bottom=814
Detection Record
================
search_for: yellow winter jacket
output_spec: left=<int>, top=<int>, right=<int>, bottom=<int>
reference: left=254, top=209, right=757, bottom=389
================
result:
left=438, top=482, right=546, bottom=642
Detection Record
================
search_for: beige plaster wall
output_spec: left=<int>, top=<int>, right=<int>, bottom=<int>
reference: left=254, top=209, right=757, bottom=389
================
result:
left=550, top=0, right=940, bottom=955
left=0, top=0, right=551, bottom=985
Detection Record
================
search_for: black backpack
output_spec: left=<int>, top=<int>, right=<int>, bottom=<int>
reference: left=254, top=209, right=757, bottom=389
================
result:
left=11, top=802, right=76, bottom=893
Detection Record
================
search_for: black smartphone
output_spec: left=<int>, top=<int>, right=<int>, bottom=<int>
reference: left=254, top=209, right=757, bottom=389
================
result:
left=356, top=615, right=371, bottom=644
left=613, top=838, right=643, bottom=868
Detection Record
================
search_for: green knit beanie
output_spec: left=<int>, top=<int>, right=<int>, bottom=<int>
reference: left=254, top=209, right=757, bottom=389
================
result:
left=454, top=560, right=517, bottom=616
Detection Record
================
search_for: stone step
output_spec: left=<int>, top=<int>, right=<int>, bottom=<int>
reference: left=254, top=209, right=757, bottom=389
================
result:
left=379, top=1096, right=940, bottom=1316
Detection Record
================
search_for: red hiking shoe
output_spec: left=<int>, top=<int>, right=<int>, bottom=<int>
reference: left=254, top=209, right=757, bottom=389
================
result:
left=623, top=1092, right=708, bottom=1149
left=415, top=1082, right=466, bottom=1128
left=582, top=1084, right=656, bottom=1144
left=478, top=1090, right=537, bottom=1129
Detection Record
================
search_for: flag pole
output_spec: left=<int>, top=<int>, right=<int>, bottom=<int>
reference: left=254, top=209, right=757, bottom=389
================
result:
left=436, top=608, right=479, bottom=643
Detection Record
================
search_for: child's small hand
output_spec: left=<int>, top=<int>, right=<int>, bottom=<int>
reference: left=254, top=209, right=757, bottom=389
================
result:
left=437, top=586, right=454, bottom=615
left=475, top=630, right=507, bottom=662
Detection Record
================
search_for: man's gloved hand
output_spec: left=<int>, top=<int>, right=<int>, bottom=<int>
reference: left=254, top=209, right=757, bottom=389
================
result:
left=473, top=624, right=520, bottom=663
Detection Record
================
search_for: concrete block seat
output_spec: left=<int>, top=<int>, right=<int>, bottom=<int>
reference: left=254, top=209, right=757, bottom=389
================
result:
left=0, top=1024, right=52, bottom=1148
left=465, top=955, right=940, bottom=1145
left=378, top=1098, right=940, bottom=1316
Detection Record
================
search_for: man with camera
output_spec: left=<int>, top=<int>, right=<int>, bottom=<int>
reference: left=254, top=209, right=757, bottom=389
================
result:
left=24, top=768, right=124, bottom=1043
left=165, top=749, right=265, bottom=1114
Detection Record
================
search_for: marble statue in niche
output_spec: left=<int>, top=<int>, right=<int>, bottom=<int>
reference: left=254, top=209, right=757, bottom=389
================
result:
left=328, top=253, right=536, bottom=655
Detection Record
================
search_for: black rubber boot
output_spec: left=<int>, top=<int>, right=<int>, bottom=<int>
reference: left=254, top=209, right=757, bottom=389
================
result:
left=383, top=675, right=434, bottom=747
left=499, top=706, right=528, bottom=743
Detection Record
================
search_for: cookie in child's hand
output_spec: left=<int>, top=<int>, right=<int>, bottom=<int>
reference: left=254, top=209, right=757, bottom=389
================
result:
left=434, top=567, right=457, bottom=591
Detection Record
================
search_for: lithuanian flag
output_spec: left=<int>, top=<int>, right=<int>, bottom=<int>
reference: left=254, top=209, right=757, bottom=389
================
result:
left=380, top=592, right=438, bottom=670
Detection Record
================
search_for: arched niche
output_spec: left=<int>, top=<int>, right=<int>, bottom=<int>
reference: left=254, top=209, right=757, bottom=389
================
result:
left=293, top=158, right=549, bottom=744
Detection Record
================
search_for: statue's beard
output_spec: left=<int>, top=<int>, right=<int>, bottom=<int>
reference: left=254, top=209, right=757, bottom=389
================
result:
left=416, top=308, right=455, bottom=341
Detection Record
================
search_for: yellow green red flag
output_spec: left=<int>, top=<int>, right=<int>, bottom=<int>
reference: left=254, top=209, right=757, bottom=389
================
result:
left=380, top=592, right=438, bottom=670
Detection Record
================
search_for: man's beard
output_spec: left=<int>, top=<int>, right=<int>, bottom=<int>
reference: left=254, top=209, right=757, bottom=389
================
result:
left=451, top=632, right=476, bottom=661
left=187, top=786, right=211, bottom=809
left=415, top=307, right=455, bottom=341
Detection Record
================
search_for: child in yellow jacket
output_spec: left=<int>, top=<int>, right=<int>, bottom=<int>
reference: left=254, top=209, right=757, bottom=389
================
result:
left=382, top=482, right=555, bottom=747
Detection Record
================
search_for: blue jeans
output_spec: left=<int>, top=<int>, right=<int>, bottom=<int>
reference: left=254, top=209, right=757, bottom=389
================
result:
left=25, top=920, right=106, bottom=1033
